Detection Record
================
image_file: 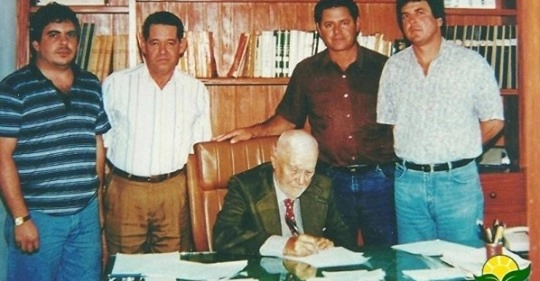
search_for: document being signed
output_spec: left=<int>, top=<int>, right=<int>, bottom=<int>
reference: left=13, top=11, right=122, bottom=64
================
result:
left=282, top=247, right=369, bottom=267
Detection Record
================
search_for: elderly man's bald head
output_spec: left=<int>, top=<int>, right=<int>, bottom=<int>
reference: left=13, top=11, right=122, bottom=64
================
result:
left=272, top=130, right=319, bottom=199
left=274, top=130, right=319, bottom=160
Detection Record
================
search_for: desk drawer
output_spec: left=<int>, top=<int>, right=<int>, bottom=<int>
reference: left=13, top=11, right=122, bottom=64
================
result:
left=480, top=173, right=525, bottom=226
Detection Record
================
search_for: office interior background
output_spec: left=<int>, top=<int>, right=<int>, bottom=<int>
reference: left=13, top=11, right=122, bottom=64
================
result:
left=1, top=1, right=539, bottom=281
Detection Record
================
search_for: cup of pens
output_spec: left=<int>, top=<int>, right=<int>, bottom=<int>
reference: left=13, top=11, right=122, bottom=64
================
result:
left=485, top=242, right=503, bottom=258
left=480, top=219, right=505, bottom=259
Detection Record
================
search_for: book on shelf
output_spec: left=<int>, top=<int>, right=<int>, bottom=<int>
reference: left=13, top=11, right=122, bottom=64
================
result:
left=97, top=35, right=114, bottom=81
left=227, top=32, right=250, bottom=78
left=242, top=31, right=260, bottom=78
left=207, top=31, right=218, bottom=78
left=282, top=30, right=291, bottom=78
left=87, top=35, right=103, bottom=78
left=444, top=0, right=496, bottom=9
left=357, top=32, right=394, bottom=57
left=198, top=31, right=218, bottom=78
left=228, top=28, right=400, bottom=78
left=444, top=24, right=518, bottom=89
left=75, top=22, right=95, bottom=71
left=112, top=34, right=129, bottom=72
left=177, top=31, right=217, bottom=78
left=182, top=30, right=197, bottom=77
left=35, top=0, right=105, bottom=5
left=273, top=30, right=284, bottom=78
left=259, top=31, right=276, bottom=78
left=195, top=31, right=207, bottom=78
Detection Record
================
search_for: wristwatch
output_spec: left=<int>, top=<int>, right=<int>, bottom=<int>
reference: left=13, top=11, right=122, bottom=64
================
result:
left=14, top=215, right=31, bottom=226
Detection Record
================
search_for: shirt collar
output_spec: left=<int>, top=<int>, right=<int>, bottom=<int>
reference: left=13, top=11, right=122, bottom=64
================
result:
left=317, top=43, right=366, bottom=70
left=141, top=64, right=180, bottom=89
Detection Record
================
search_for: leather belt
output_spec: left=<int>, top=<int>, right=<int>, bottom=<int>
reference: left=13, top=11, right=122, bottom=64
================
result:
left=110, top=164, right=184, bottom=183
left=398, top=158, right=475, bottom=172
left=333, top=164, right=378, bottom=174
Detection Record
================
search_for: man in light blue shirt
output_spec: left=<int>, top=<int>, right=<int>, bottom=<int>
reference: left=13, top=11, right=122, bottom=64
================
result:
left=377, top=0, right=504, bottom=247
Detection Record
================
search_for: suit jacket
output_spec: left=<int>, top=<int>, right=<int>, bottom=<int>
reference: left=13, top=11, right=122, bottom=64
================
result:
left=212, top=162, right=357, bottom=255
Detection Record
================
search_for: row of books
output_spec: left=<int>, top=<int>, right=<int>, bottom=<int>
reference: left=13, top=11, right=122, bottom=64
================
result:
left=177, top=31, right=218, bottom=78
left=443, top=24, right=518, bottom=89
left=226, top=30, right=394, bottom=78
left=35, top=0, right=105, bottom=5
left=444, top=0, right=496, bottom=9
left=75, top=23, right=129, bottom=81
left=74, top=24, right=516, bottom=87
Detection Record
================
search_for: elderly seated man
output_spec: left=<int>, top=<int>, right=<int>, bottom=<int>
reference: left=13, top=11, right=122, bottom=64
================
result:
left=213, top=130, right=357, bottom=257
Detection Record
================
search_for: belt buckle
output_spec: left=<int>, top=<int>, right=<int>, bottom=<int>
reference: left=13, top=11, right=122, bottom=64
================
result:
left=347, top=164, right=371, bottom=173
left=148, top=174, right=168, bottom=183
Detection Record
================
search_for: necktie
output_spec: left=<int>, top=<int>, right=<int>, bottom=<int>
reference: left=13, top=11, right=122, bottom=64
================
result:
left=284, top=199, right=299, bottom=235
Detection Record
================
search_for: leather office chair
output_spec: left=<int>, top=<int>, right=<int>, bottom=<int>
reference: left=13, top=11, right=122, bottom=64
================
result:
left=186, top=136, right=279, bottom=251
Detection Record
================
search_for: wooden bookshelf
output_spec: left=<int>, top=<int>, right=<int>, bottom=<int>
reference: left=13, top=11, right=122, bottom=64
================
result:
left=15, top=0, right=540, bottom=275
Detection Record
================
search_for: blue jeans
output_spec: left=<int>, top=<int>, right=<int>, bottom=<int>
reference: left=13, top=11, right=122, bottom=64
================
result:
left=5, top=196, right=101, bottom=281
left=394, top=161, right=484, bottom=247
left=318, top=163, right=397, bottom=246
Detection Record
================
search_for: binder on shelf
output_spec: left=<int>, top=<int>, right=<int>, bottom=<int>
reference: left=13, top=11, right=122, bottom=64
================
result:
left=35, top=0, right=105, bottom=5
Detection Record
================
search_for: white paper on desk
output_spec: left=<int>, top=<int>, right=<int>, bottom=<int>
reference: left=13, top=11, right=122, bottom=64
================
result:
left=111, top=252, right=247, bottom=280
left=144, top=277, right=177, bottom=281
left=391, top=239, right=477, bottom=256
left=402, top=268, right=468, bottom=281
left=440, top=247, right=530, bottom=277
left=283, top=247, right=369, bottom=267
left=318, top=268, right=385, bottom=281
left=112, top=252, right=181, bottom=276
left=176, top=259, right=248, bottom=280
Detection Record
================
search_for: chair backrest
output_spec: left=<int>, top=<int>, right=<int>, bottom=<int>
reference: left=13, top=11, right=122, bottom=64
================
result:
left=186, top=136, right=278, bottom=251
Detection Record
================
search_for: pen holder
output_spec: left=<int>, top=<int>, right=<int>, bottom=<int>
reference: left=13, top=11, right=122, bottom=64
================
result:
left=485, top=242, right=503, bottom=259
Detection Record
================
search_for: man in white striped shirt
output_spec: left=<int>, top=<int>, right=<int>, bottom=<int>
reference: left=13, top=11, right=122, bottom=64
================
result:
left=102, top=11, right=212, bottom=254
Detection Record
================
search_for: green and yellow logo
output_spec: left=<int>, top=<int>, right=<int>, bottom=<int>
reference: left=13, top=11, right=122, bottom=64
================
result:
left=474, top=255, right=531, bottom=281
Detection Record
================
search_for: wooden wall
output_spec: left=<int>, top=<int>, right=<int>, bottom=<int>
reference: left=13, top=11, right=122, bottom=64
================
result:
left=520, top=0, right=540, bottom=277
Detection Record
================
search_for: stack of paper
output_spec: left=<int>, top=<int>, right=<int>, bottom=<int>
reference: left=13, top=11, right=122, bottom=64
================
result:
left=391, top=239, right=476, bottom=256
left=308, top=268, right=385, bottom=281
left=401, top=268, right=468, bottom=281
left=441, top=247, right=530, bottom=277
left=282, top=247, right=370, bottom=267
left=110, top=252, right=247, bottom=280
left=392, top=239, right=531, bottom=280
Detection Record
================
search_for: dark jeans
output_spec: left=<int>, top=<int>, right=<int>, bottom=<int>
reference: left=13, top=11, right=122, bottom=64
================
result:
left=318, top=162, right=397, bottom=246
